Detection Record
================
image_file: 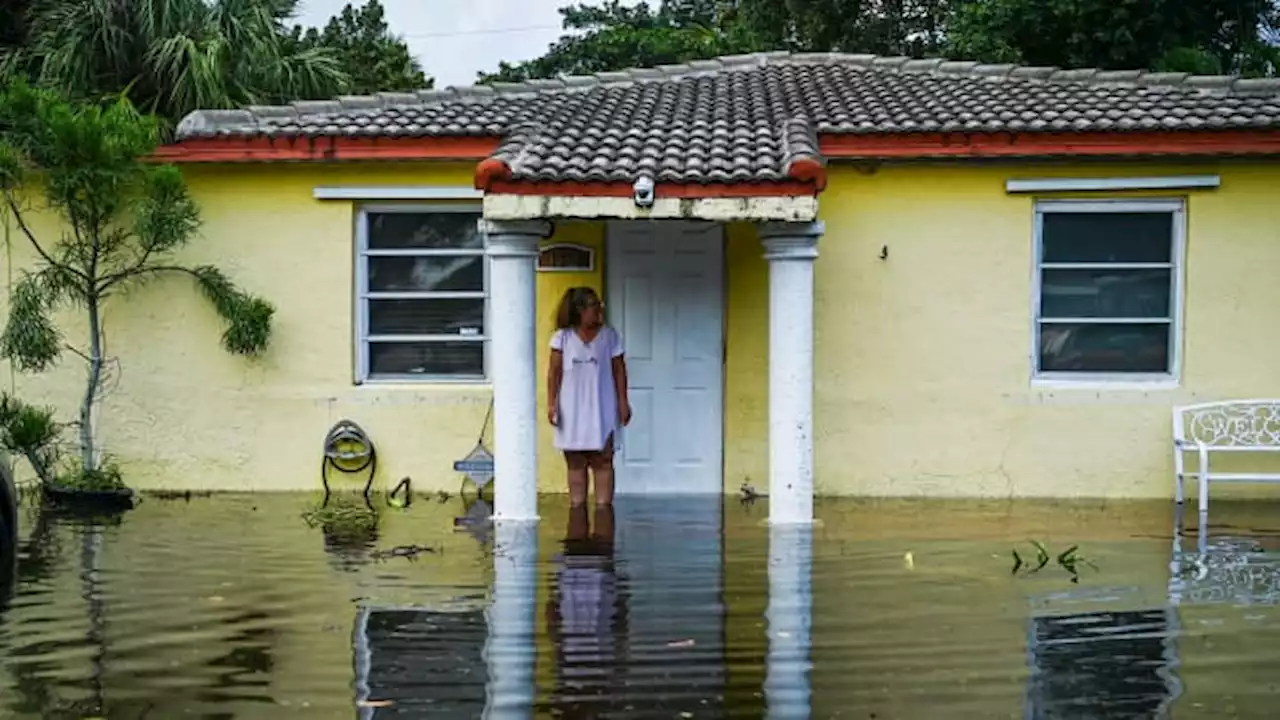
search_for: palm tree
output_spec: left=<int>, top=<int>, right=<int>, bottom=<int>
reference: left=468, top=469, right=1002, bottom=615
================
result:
left=1, top=0, right=349, bottom=125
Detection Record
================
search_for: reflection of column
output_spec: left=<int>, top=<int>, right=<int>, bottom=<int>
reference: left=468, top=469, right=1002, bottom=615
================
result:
left=484, top=521, right=538, bottom=719
left=482, top=220, right=552, bottom=522
left=765, top=524, right=813, bottom=719
left=759, top=222, right=823, bottom=525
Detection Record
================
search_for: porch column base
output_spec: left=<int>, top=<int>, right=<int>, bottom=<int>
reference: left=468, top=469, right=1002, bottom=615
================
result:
left=483, top=219, right=552, bottom=522
left=760, top=222, right=823, bottom=526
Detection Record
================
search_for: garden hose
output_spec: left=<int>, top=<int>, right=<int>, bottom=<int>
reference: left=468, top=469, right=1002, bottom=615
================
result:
left=320, top=419, right=376, bottom=507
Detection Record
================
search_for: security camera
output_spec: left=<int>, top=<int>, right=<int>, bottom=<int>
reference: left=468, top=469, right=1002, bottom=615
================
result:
left=632, top=175, right=655, bottom=208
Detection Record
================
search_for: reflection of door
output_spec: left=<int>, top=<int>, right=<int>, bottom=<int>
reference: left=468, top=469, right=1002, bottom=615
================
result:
left=614, top=497, right=726, bottom=711
left=606, top=222, right=724, bottom=495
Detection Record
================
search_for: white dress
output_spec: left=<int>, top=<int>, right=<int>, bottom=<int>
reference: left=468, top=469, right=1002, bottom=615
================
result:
left=551, top=327, right=624, bottom=452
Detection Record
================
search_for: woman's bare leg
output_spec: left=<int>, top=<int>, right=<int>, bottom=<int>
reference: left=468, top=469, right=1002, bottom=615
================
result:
left=566, top=452, right=589, bottom=506
left=590, top=435, right=616, bottom=506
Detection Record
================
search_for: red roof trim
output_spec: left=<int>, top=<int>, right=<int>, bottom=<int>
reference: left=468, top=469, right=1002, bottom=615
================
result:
left=485, top=180, right=818, bottom=198
left=819, top=129, right=1280, bottom=159
left=152, top=129, right=1280, bottom=170
left=151, top=135, right=500, bottom=163
left=785, top=157, right=827, bottom=190
left=474, top=157, right=512, bottom=190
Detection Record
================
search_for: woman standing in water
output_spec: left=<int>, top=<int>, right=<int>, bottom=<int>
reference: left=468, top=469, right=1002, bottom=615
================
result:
left=547, top=287, right=631, bottom=507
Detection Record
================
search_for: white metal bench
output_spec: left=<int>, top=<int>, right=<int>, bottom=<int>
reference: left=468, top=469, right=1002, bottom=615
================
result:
left=1173, top=400, right=1280, bottom=514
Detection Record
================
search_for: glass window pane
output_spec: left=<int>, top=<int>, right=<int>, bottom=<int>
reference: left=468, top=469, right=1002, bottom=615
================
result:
left=367, top=212, right=482, bottom=250
left=368, top=256, right=483, bottom=292
left=368, top=299, right=485, bottom=336
left=1042, top=212, right=1173, bottom=264
left=368, top=341, right=483, bottom=378
left=1040, top=269, right=1171, bottom=319
left=1039, top=323, right=1169, bottom=373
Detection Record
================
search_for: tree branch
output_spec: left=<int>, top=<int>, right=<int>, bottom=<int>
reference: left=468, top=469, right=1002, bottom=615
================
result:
left=63, top=343, right=90, bottom=363
left=97, top=261, right=182, bottom=293
left=2, top=191, right=91, bottom=283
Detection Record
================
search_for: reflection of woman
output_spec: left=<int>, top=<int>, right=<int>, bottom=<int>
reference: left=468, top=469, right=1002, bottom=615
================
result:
left=546, top=504, right=627, bottom=716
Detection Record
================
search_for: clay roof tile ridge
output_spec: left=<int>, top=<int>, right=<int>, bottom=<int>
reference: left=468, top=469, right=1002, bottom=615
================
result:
left=171, top=50, right=1280, bottom=141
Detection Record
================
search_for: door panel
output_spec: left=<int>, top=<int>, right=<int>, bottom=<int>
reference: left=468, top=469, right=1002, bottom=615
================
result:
left=607, top=222, right=724, bottom=495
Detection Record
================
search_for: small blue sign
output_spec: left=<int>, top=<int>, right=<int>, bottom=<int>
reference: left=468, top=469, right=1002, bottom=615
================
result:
left=454, top=443, right=495, bottom=488
left=453, top=461, right=494, bottom=473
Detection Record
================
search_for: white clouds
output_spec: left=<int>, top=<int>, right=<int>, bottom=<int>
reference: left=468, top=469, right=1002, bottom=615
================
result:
left=294, top=0, right=579, bottom=87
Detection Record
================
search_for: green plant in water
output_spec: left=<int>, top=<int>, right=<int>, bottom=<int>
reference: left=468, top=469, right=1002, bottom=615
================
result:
left=303, top=503, right=379, bottom=536
left=1011, top=540, right=1098, bottom=583
left=0, top=391, right=63, bottom=485
left=56, top=462, right=126, bottom=492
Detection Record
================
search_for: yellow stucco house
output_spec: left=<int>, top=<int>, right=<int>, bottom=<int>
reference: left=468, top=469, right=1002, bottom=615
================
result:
left=10, top=52, right=1280, bottom=520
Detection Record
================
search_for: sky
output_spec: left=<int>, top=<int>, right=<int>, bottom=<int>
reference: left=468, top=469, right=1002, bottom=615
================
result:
left=294, top=0, right=606, bottom=88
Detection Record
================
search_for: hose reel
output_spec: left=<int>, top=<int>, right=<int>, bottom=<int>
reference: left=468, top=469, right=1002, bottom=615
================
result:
left=321, top=419, right=377, bottom=506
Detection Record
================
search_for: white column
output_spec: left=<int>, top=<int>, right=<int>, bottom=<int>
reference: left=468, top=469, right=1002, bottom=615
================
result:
left=759, top=222, right=823, bottom=525
left=483, top=521, right=538, bottom=719
left=765, top=524, right=814, bottom=718
left=483, top=219, right=551, bottom=522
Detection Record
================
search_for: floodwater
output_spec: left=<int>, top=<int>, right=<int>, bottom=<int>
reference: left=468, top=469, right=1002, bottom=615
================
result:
left=1, top=493, right=1278, bottom=719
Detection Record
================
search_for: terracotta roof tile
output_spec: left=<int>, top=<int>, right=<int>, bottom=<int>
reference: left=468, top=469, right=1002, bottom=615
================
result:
left=173, top=52, right=1280, bottom=185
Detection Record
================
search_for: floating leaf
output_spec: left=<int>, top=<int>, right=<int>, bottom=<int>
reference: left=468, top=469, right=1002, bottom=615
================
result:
left=1030, top=540, right=1050, bottom=572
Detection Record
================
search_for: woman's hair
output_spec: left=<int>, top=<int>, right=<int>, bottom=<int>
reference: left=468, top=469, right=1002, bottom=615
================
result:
left=554, top=286, right=600, bottom=329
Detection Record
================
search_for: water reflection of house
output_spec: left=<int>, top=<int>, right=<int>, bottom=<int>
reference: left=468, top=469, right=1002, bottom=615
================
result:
left=353, top=605, right=489, bottom=717
left=1025, top=608, right=1182, bottom=719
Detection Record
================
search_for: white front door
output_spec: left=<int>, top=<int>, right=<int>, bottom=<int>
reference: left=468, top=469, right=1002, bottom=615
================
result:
left=606, top=222, right=724, bottom=495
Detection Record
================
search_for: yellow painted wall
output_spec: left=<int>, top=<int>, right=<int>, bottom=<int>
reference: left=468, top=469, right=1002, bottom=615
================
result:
left=723, top=160, right=1280, bottom=498
left=0, top=162, right=592, bottom=493
left=7, top=157, right=1280, bottom=498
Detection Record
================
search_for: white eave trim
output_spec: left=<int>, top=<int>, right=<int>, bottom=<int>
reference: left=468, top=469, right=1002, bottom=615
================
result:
left=314, top=186, right=483, bottom=201
left=482, top=194, right=818, bottom=222
left=1005, top=175, right=1221, bottom=194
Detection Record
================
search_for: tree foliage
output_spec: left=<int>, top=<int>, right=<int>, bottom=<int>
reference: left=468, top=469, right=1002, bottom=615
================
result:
left=0, top=0, right=427, bottom=126
left=286, top=0, right=431, bottom=94
left=480, top=1, right=748, bottom=83
left=480, top=0, right=1280, bottom=82
left=0, top=80, right=274, bottom=480
left=948, top=0, right=1280, bottom=76
left=0, top=0, right=31, bottom=53
left=0, top=0, right=347, bottom=125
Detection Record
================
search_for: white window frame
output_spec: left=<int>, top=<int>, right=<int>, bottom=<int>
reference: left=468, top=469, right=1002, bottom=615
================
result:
left=1031, top=198, right=1186, bottom=387
left=354, top=203, right=488, bottom=384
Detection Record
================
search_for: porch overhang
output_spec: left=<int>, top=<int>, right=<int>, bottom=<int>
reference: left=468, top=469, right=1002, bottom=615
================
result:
left=481, top=192, right=818, bottom=222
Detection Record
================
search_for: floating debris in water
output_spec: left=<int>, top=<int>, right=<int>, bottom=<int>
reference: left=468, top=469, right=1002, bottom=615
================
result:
left=146, top=489, right=214, bottom=502
left=1010, top=540, right=1098, bottom=583
left=302, top=504, right=377, bottom=529
left=371, top=544, right=440, bottom=562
